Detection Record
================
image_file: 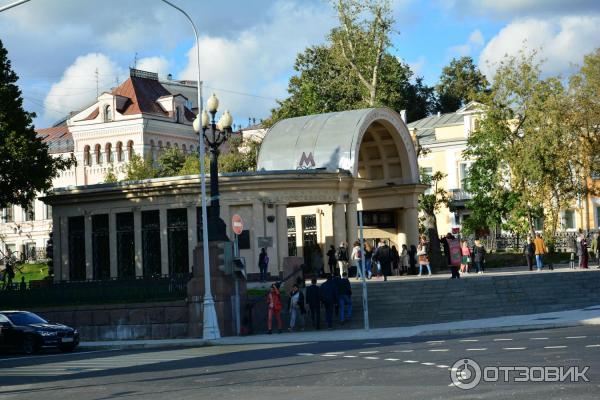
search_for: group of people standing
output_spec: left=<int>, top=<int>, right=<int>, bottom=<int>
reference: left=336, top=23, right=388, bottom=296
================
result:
left=522, top=231, right=600, bottom=271
left=265, top=273, right=354, bottom=333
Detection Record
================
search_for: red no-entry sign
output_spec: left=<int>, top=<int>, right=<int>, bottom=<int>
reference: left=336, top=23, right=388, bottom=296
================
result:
left=231, top=214, right=244, bottom=235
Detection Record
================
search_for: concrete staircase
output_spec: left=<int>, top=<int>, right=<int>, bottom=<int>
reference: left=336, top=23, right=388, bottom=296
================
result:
left=345, top=269, right=600, bottom=329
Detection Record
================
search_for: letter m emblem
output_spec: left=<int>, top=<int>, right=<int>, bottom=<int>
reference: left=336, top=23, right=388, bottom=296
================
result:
left=298, top=151, right=316, bottom=169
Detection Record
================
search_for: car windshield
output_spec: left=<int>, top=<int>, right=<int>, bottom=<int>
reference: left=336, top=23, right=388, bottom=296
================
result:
left=5, top=312, right=47, bottom=325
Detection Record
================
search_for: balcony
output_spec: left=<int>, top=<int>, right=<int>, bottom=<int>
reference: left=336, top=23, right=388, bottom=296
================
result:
left=450, top=188, right=472, bottom=201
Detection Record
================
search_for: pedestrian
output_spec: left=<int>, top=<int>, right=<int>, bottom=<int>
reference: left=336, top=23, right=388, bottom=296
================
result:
left=306, top=277, right=321, bottom=330
left=533, top=233, right=546, bottom=271
left=592, top=232, right=600, bottom=268
left=326, top=245, right=337, bottom=275
left=364, top=241, right=373, bottom=279
left=337, top=272, right=352, bottom=324
left=319, top=274, right=337, bottom=329
left=408, top=244, right=417, bottom=275
left=400, top=244, right=409, bottom=275
left=391, top=245, right=400, bottom=276
left=580, top=233, right=589, bottom=269
left=576, top=231, right=583, bottom=269
left=336, top=242, right=349, bottom=277
left=258, top=248, right=269, bottom=283
left=350, top=240, right=363, bottom=280
left=524, top=237, right=535, bottom=271
left=19, top=276, right=26, bottom=291
left=266, top=283, right=283, bottom=334
left=288, top=284, right=306, bottom=331
left=312, top=244, right=324, bottom=278
left=417, top=235, right=432, bottom=276
left=568, top=235, right=577, bottom=269
left=460, top=240, right=471, bottom=274
left=373, top=240, right=392, bottom=281
left=472, top=239, right=486, bottom=274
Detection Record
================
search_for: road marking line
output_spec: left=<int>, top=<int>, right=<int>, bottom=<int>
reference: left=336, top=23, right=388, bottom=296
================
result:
left=585, top=345, right=600, bottom=348
left=297, top=353, right=314, bottom=356
left=437, top=365, right=449, bottom=368
left=544, top=346, right=567, bottom=349
left=428, top=349, right=449, bottom=352
left=363, top=342, right=380, bottom=345
left=322, top=354, right=338, bottom=357
left=427, top=340, right=445, bottom=344
left=404, top=360, right=418, bottom=363
left=394, top=341, right=412, bottom=345
left=343, top=355, right=358, bottom=358
left=421, top=362, right=435, bottom=366
left=364, top=356, right=379, bottom=360
left=460, top=339, right=479, bottom=342
left=359, top=351, right=379, bottom=354
left=565, top=336, right=586, bottom=339
left=466, top=348, right=487, bottom=351
left=326, top=352, right=345, bottom=354
left=394, top=350, right=414, bottom=353
left=530, top=337, right=549, bottom=340
left=493, top=338, right=513, bottom=341
left=503, top=347, right=527, bottom=350
left=385, top=358, right=399, bottom=361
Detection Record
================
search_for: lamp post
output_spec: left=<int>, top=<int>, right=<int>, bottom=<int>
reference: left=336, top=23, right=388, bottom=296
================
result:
left=193, top=94, right=233, bottom=241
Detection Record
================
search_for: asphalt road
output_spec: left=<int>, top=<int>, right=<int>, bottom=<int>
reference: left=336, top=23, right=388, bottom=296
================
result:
left=1, top=326, right=600, bottom=400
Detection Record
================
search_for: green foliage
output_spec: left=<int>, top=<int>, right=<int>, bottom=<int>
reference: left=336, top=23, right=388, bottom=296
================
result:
left=124, top=154, right=158, bottom=181
left=419, top=169, right=450, bottom=226
left=103, top=165, right=118, bottom=183
left=267, top=0, right=436, bottom=125
left=0, top=39, right=73, bottom=208
left=436, top=56, right=489, bottom=113
left=157, top=147, right=186, bottom=177
left=178, top=137, right=260, bottom=175
left=13, top=262, right=49, bottom=283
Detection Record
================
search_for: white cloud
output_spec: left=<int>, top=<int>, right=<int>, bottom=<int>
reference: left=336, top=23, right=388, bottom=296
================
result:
left=43, top=53, right=125, bottom=120
left=407, top=55, right=426, bottom=76
left=179, top=1, right=334, bottom=122
left=448, top=29, right=485, bottom=57
left=440, top=0, right=600, bottom=18
left=478, top=16, right=600, bottom=79
left=136, top=57, right=171, bottom=79
left=469, top=30, right=484, bottom=46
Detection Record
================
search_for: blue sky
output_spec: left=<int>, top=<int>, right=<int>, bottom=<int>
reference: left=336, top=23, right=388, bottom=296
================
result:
left=1, top=0, right=599, bottom=128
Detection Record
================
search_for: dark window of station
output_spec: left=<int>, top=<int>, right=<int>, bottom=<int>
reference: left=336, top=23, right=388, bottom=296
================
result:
left=142, top=210, right=162, bottom=277
left=168, top=208, right=188, bottom=276
left=92, top=214, right=110, bottom=280
left=116, top=212, right=135, bottom=278
left=68, top=216, right=86, bottom=281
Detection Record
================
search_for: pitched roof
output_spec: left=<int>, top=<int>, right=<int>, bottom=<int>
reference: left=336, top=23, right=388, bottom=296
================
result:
left=111, top=75, right=171, bottom=116
left=407, top=112, right=464, bottom=144
left=37, top=124, right=73, bottom=154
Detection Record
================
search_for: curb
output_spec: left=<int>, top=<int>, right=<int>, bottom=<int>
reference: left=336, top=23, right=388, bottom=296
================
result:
left=78, top=339, right=209, bottom=351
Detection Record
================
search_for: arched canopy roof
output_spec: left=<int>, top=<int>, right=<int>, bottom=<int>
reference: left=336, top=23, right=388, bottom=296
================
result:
left=257, top=108, right=419, bottom=184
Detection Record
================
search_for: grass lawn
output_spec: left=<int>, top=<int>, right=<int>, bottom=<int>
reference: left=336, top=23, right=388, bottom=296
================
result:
left=12, top=262, right=49, bottom=283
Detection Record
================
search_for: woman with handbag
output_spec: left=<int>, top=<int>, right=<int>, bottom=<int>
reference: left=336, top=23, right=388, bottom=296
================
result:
left=460, top=240, right=471, bottom=274
left=267, top=283, right=283, bottom=334
left=417, top=236, right=432, bottom=276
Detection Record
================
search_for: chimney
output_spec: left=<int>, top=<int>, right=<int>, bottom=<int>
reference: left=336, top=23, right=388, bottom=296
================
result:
left=400, top=110, right=407, bottom=123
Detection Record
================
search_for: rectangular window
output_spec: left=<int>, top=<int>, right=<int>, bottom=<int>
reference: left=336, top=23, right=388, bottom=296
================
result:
left=168, top=208, right=188, bottom=276
left=301, top=214, right=317, bottom=231
left=68, top=216, right=86, bottom=281
left=45, top=204, right=52, bottom=220
left=25, top=242, right=37, bottom=261
left=287, top=217, right=297, bottom=257
left=23, top=202, right=35, bottom=221
left=563, top=210, right=575, bottom=230
left=459, top=163, right=470, bottom=190
left=362, top=211, right=396, bottom=228
left=422, top=167, right=433, bottom=194
left=116, top=212, right=135, bottom=278
left=1, top=206, right=13, bottom=223
left=533, top=216, right=544, bottom=231
left=142, top=210, right=162, bottom=277
left=92, top=214, right=110, bottom=280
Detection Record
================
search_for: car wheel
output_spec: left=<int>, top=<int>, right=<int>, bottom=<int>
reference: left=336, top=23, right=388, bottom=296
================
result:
left=59, top=344, right=75, bottom=353
left=22, top=335, right=40, bottom=355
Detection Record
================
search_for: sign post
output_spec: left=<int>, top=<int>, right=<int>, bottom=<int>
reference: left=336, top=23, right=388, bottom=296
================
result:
left=231, top=214, right=243, bottom=335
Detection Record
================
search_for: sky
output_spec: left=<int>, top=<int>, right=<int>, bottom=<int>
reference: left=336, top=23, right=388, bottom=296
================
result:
left=1, top=0, right=599, bottom=129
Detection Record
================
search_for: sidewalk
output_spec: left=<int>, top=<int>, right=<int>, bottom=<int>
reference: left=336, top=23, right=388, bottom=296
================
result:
left=79, top=304, right=600, bottom=350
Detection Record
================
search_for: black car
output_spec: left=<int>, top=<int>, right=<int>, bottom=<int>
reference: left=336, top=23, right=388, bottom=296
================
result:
left=0, top=311, right=79, bottom=354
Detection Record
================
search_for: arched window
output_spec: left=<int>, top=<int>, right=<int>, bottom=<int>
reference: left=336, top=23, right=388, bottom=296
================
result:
left=157, top=141, right=163, bottom=157
left=174, top=143, right=179, bottom=150
left=127, top=140, right=134, bottom=161
left=83, top=145, right=91, bottom=166
left=150, top=140, right=156, bottom=161
left=104, top=105, right=113, bottom=122
left=175, top=107, right=181, bottom=123
left=94, top=144, right=102, bottom=164
left=115, top=142, right=123, bottom=162
left=166, top=141, right=171, bottom=149
left=181, top=144, right=187, bottom=153
left=189, top=145, right=194, bottom=154
left=105, top=143, right=113, bottom=163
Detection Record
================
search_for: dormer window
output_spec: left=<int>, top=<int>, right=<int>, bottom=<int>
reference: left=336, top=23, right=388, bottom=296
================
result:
left=104, top=105, right=113, bottom=121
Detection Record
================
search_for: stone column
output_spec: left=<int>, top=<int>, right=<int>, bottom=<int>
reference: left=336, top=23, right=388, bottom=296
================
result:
left=133, top=208, right=143, bottom=277
left=52, top=214, right=62, bottom=282
left=109, top=211, right=118, bottom=278
left=251, top=201, right=265, bottom=276
left=187, top=206, right=197, bottom=273
left=345, top=202, right=358, bottom=244
left=404, top=207, right=420, bottom=247
left=275, top=203, right=288, bottom=275
left=60, top=216, right=69, bottom=281
left=84, top=213, right=93, bottom=280
left=159, top=208, right=169, bottom=275
left=332, top=202, right=347, bottom=248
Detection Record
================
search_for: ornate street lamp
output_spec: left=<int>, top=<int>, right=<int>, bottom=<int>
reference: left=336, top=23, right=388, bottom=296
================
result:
left=193, top=94, right=233, bottom=241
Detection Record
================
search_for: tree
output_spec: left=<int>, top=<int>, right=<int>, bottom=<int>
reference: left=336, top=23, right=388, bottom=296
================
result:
left=0, top=39, right=72, bottom=208
left=267, top=0, right=436, bottom=125
left=157, top=148, right=186, bottom=177
left=464, top=50, right=579, bottom=238
left=124, top=154, right=158, bottom=181
left=419, top=169, right=449, bottom=270
left=178, top=136, right=260, bottom=175
left=436, top=56, right=488, bottom=113
left=103, top=165, right=118, bottom=183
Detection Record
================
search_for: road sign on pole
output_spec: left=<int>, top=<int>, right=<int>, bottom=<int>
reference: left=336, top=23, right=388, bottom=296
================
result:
left=232, top=214, right=244, bottom=236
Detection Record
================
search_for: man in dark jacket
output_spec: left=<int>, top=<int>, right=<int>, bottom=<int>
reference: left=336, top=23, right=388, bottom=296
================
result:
left=472, top=239, right=486, bottom=274
left=337, top=272, right=352, bottom=323
left=524, top=237, right=535, bottom=271
left=306, top=277, right=321, bottom=329
left=319, top=274, right=337, bottom=329
left=373, top=240, right=392, bottom=281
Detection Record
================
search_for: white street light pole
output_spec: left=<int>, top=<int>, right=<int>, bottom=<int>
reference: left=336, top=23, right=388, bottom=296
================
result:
left=161, top=0, right=220, bottom=340
left=0, top=0, right=31, bottom=13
